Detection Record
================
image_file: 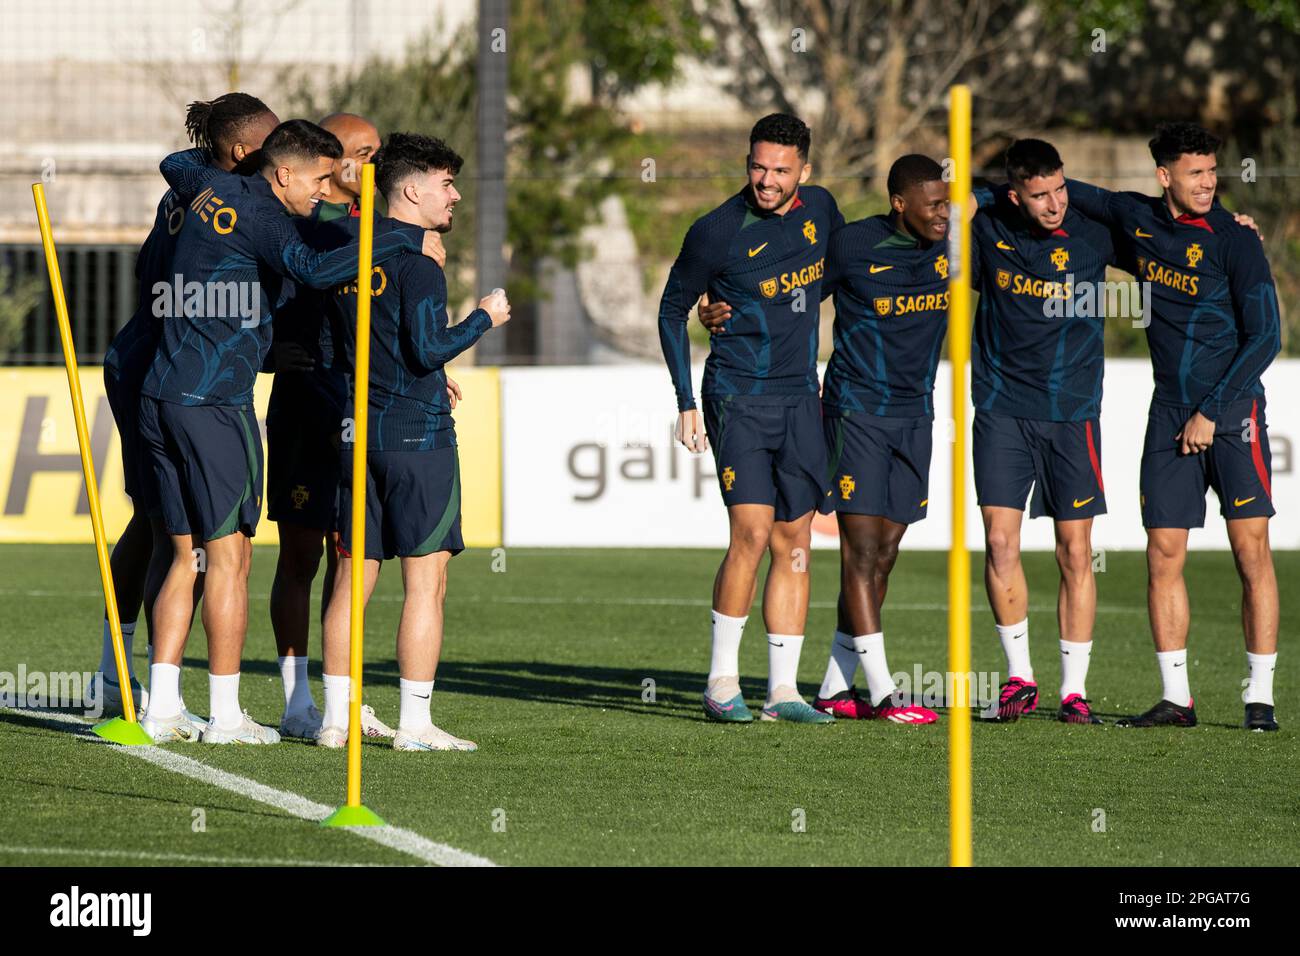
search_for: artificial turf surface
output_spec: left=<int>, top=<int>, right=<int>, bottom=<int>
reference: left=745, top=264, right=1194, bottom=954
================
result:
left=1, top=544, right=1296, bottom=866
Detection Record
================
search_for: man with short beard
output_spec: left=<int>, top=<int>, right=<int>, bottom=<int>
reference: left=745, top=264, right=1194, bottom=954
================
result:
left=658, top=113, right=844, bottom=724
left=264, top=112, right=396, bottom=740
left=1067, top=123, right=1282, bottom=731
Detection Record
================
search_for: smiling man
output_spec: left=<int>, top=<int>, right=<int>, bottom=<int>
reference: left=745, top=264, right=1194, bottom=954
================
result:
left=139, top=119, right=445, bottom=744
left=658, top=113, right=844, bottom=725
left=970, top=139, right=1121, bottom=725
left=1067, top=123, right=1282, bottom=731
left=702, top=154, right=948, bottom=724
left=264, top=111, right=389, bottom=741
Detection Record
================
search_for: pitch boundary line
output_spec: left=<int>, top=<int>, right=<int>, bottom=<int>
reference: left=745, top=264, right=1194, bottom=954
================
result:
left=0, top=844, right=396, bottom=867
left=2, top=707, right=497, bottom=868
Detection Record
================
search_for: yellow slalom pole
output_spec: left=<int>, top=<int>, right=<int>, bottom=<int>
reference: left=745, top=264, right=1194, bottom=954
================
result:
left=947, top=85, right=973, bottom=867
left=32, top=184, right=152, bottom=746
left=323, top=162, right=384, bottom=827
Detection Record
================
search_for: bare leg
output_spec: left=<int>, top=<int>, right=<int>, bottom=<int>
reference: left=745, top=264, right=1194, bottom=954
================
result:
left=982, top=506, right=1028, bottom=626
left=763, top=511, right=814, bottom=635
left=712, top=504, right=774, bottom=617
left=1226, top=517, right=1279, bottom=655
left=396, top=552, right=452, bottom=681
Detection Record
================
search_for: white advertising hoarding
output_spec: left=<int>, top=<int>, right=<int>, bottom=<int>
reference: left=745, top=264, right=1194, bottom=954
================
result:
left=501, top=359, right=1298, bottom=550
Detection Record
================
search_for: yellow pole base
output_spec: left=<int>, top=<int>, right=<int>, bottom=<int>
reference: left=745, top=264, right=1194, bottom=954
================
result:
left=91, top=716, right=156, bottom=746
left=321, top=804, right=386, bottom=828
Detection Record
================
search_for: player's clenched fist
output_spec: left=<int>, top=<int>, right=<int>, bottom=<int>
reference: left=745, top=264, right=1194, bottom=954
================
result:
left=675, top=408, right=709, bottom=453
left=480, top=288, right=511, bottom=327
left=421, top=230, right=447, bottom=267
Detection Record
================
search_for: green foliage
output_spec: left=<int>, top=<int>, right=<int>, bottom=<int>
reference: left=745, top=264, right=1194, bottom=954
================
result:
left=286, top=1, right=705, bottom=310
left=0, top=266, right=44, bottom=358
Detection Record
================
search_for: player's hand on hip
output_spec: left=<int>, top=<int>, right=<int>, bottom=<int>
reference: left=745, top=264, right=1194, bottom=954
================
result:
left=421, top=230, right=447, bottom=267
left=675, top=409, right=708, bottom=453
left=1177, top=410, right=1216, bottom=455
left=480, top=288, right=511, bottom=327
left=697, top=293, right=732, bottom=334
left=446, top=375, right=462, bottom=409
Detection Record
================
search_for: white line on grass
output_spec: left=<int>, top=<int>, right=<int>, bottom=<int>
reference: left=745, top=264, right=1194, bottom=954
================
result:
left=0, top=845, right=394, bottom=867
left=2, top=707, right=496, bottom=868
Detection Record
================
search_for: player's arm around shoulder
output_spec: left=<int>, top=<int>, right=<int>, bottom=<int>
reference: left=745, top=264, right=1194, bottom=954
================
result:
left=159, top=148, right=217, bottom=201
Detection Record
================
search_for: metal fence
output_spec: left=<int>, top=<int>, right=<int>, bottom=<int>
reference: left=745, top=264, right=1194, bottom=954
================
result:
left=1, top=244, right=138, bottom=365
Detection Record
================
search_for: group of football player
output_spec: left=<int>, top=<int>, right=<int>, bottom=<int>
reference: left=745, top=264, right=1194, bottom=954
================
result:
left=95, top=93, right=509, bottom=750
left=662, top=113, right=1280, bottom=731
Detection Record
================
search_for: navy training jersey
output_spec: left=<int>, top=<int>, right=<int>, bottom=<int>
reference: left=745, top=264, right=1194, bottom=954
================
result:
left=329, top=220, right=492, bottom=452
left=971, top=200, right=1117, bottom=421
left=1067, top=179, right=1281, bottom=418
left=104, top=186, right=190, bottom=380
left=821, top=214, right=951, bottom=418
left=268, top=198, right=356, bottom=415
left=142, top=152, right=425, bottom=406
left=657, top=185, right=844, bottom=411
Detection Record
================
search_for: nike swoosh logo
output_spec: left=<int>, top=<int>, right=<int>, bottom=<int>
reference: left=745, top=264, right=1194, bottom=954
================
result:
left=414, top=693, right=431, bottom=699
left=1073, top=496, right=1096, bottom=508
left=1235, top=496, right=1256, bottom=507
left=868, top=264, right=893, bottom=273
left=996, top=240, right=1015, bottom=251
left=1173, top=661, right=1185, bottom=667
left=768, top=641, right=784, bottom=648
left=748, top=242, right=768, bottom=257
left=1135, top=228, right=1153, bottom=238
left=919, top=498, right=929, bottom=507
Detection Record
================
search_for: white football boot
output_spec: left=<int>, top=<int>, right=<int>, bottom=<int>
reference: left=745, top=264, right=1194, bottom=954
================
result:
left=140, top=709, right=203, bottom=744
left=201, top=712, right=281, bottom=744
left=315, top=724, right=348, bottom=748
left=360, top=704, right=395, bottom=738
left=392, top=722, right=477, bottom=752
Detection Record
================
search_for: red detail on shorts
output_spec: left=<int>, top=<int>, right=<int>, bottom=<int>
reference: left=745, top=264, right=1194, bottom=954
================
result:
left=336, top=541, right=352, bottom=558
left=1085, top=420, right=1104, bottom=493
left=1175, top=213, right=1213, bottom=233
left=1249, top=400, right=1272, bottom=500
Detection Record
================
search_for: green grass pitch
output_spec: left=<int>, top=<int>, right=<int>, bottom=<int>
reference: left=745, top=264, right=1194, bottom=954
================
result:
left=1, top=544, right=1296, bottom=866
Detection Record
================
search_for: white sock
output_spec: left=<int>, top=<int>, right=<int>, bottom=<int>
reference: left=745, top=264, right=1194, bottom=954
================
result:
left=278, top=655, right=314, bottom=717
left=146, top=663, right=181, bottom=719
left=766, top=633, right=805, bottom=702
left=98, top=620, right=136, bottom=680
left=1060, top=639, right=1093, bottom=699
left=708, top=611, right=746, bottom=682
left=818, top=631, right=858, bottom=700
left=322, top=673, right=351, bottom=729
left=1156, top=649, right=1191, bottom=706
left=399, top=678, right=434, bottom=732
left=209, top=673, right=242, bottom=730
left=1245, top=651, right=1277, bottom=706
left=855, top=633, right=896, bottom=705
left=997, top=619, right=1033, bottom=682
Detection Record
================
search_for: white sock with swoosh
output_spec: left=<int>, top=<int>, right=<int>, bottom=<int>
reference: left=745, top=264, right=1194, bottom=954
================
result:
left=399, top=678, right=435, bottom=732
left=1156, top=649, right=1191, bottom=706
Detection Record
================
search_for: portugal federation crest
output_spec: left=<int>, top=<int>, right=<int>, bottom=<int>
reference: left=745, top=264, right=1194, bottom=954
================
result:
left=721, top=466, right=737, bottom=491
left=934, top=254, right=949, bottom=280
left=1050, top=246, right=1070, bottom=272
left=803, top=219, right=817, bottom=245
left=291, top=485, right=310, bottom=510
left=1186, top=243, right=1203, bottom=268
left=839, top=474, right=855, bottom=500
